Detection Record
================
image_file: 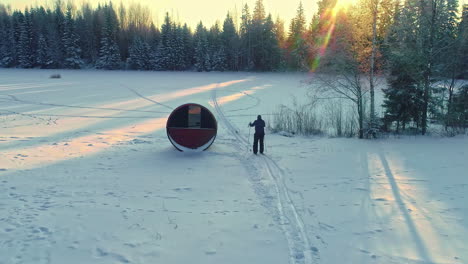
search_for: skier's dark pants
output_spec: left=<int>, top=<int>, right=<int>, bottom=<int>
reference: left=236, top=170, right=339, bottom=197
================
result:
left=253, top=133, right=264, bottom=154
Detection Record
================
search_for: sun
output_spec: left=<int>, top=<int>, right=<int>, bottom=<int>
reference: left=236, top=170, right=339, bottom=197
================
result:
left=331, top=0, right=352, bottom=17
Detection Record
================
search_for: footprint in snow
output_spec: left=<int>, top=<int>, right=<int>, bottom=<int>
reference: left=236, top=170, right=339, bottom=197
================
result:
left=173, top=187, right=192, bottom=192
left=354, top=187, right=368, bottom=192
left=96, top=248, right=130, bottom=263
left=130, top=139, right=151, bottom=144
left=205, top=249, right=217, bottom=255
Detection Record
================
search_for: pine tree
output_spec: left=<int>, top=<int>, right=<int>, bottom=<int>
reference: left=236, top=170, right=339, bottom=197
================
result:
left=63, top=6, right=83, bottom=69
left=173, top=24, right=187, bottom=70
left=450, top=84, right=468, bottom=129
left=79, top=3, right=99, bottom=64
left=261, top=14, right=281, bottom=71
left=380, top=0, right=464, bottom=134
left=211, top=47, right=227, bottom=71
left=96, top=32, right=121, bottom=70
left=222, top=13, right=239, bottom=71
left=52, top=1, right=65, bottom=68
left=194, top=22, right=210, bottom=71
left=207, top=23, right=226, bottom=71
left=0, top=5, right=14, bottom=67
left=457, top=4, right=467, bottom=79
left=96, top=4, right=121, bottom=70
left=151, top=41, right=167, bottom=70
left=251, top=0, right=266, bottom=70
left=274, top=16, right=288, bottom=70
left=383, top=0, right=422, bottom=132
left=442, top=3, right=467, bottom=131
left=288, top=2, right=308, bottom=70
left=155, top=13, right=179, bottom=70
left=127, top=37, right=151, bottom=70
left=419, top=0, right=462, bottom=134
left=382, top=60, right=423, bottom=132
left=18, top=11, right=33, bottom=68
left=36, top=33, right=52, bottom=68
left=240, top=4, right=253, bottom=70
left=253, top=0, right=266, bottom=22
left=182, top=24, right=193, bottom=69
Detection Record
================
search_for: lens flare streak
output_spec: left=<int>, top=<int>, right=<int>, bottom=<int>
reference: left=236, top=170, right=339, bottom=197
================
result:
left=311, top=4, right=342, bottom=72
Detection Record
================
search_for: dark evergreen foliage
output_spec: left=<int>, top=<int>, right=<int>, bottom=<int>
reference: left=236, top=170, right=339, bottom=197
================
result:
left=0, top=0, right=465, bottom=137
left=0, top=0, right=296, bottom=72
left=63, top=6, right=82, bottom=69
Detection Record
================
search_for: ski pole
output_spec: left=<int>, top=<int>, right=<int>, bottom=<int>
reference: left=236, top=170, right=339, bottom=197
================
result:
left=247, top=125, right=251, bottom=152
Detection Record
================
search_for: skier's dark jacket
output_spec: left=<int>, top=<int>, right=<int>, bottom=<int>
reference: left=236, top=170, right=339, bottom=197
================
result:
left=250, top=116, right=265, bottom=135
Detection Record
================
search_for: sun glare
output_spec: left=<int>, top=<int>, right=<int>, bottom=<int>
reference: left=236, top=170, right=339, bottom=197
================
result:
left=332, top=0, right=351, bottom=16
left=310, top=0, right=349, bottom=72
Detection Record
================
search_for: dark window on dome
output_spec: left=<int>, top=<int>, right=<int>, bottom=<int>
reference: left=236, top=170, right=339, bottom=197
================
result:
left=201, top=108, right=216, bottom=129
left=167, top=105, right=189, bottom=127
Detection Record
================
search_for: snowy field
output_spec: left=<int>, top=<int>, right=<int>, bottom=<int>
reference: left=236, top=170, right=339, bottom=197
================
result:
left=0, top=69, right=467, bottom=264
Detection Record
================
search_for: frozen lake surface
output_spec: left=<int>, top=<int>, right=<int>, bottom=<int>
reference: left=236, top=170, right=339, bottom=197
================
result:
left=0, top=69, right=467, bottom=264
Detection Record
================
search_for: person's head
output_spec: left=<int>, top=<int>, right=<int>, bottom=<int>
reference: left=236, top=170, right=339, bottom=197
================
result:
left=257, top=115, right=262, bottom=120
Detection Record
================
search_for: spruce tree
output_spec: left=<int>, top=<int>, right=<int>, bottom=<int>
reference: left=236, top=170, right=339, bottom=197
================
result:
left=382, top=61, right=423, bottom=132
left=251, top=0, right=266, bottom=70
left=0, top=5, right=14, bottom=67
left=63, top=6, right=83, bottom=69
left=451, top=85, right=468, bottom=128
left=261, top=14, right=281, bottom=71
left=52, top=1, right=65, bottom=67
left=151, top=41, right=168, bottom=70
left=458, top=4, right=468, bottom=79
left=173, top=24, right=187, bottom=70
left=288, top=2, right=308, bottom=70
left=128, top=37, right=151, bottom=70
left=207, top=23, right=226, bottom=71
left=222, top=13, right=239, bottom=71
left=96, top=4, right=121, bottom=70
left=383, top=0, right=422, bottom=132
left=36, top=33, right=52, bottom=68
left=240, top=4, right=253, bottom=70
left=18, top=11, right=33, bottom=68
left=182, top=24, right=193, bottom=69
left=156, top=13, right=178, bottom=70
left=194, top=22, right=210, bottom=71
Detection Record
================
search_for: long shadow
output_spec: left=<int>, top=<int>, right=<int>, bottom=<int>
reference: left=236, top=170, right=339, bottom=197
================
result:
left=0, top=79, right=250, bottom=152
left=378, top=151, right=433, bottom=263
left=0, top=78, right=257, bottom=173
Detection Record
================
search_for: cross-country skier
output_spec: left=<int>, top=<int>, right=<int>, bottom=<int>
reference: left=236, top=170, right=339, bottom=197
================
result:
left=249, top=115, right=265, bottom=155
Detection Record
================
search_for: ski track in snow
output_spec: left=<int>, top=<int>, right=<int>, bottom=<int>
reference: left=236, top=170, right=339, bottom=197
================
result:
left=211, top=87, right=317, bottom=264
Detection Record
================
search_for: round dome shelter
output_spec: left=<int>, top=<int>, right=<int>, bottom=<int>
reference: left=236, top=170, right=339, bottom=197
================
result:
left=166, top=103, right=217, bottom=151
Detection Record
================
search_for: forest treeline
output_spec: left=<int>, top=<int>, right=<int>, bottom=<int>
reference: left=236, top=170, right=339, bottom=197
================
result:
left=0, top=0, right=467, bottom=135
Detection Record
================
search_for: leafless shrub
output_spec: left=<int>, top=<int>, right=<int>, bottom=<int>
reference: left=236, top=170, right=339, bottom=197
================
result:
left=324, top=100, right=357, bottom=137
left=269, top=98, right=324, bottom=136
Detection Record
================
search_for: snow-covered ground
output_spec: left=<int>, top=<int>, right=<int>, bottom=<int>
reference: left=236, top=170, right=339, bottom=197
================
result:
left=0, top=69, right=467, bottom=264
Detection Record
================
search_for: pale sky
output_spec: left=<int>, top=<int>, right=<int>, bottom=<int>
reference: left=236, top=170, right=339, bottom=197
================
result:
left=1, top=0, right=466, bottom=29
left=1, top=0, right=322, bottom=28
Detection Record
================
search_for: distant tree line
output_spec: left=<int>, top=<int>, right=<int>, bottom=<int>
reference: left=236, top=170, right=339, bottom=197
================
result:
left=0, top=0, right=284, bottom=71
left=0, top=0, right=467, bottom=135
